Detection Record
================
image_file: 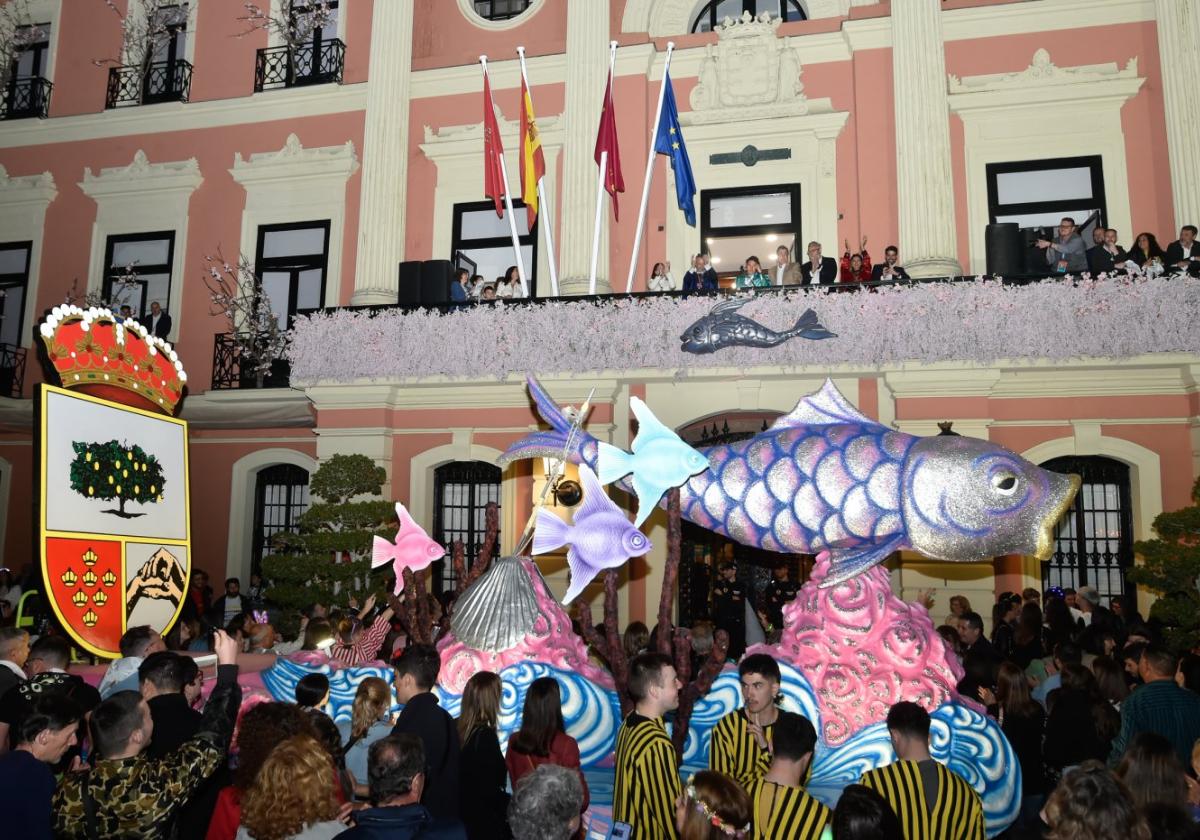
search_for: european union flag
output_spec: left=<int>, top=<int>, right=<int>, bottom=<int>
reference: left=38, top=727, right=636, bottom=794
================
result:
left=654, top=70, right=697, bottom=226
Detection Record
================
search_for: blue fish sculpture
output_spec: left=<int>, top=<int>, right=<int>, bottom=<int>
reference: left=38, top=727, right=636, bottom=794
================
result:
left=598, top=397, right=710, bottom=527
left=680, top=297, right=835, bottom=354
left=533, top=464, right=652, bottom=604
left=502, top=377, right=1080, bottom=587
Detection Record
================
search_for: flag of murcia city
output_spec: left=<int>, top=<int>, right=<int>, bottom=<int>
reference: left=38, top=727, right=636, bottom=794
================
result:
left=38, top=306, right=191, bottom=658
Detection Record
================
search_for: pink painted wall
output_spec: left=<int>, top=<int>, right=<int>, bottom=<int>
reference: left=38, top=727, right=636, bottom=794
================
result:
left=0, top=439, right=34, bottom=572
left=412, top=0, right=568, bottom=70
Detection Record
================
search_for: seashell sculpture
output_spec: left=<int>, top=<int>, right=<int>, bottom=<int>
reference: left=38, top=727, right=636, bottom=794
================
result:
left=450, top=555, right=542, bottom=654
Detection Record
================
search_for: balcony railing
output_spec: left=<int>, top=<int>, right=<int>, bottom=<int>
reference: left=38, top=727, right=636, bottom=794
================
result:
left=1, top=76, right=52, bottom=120
left=211, top=333, right=291, bottom=391
left=106, top=60, right=193, bottom=108
left=0, top=343, right=27, bottom=398
left=254, top=40, right=345, bottom=92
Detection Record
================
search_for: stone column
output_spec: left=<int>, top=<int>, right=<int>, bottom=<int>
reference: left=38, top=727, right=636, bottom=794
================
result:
left=1154, top=0, right=1200, bottom=230
left=890, top=0, right=961, bottom=278
left=350, top=0, right=415, bottom=305
left=558, top=0, right=612, bottom=294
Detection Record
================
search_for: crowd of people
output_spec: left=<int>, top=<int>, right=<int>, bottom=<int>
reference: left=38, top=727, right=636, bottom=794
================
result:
left=1036, top=219, right=1200, bottom=277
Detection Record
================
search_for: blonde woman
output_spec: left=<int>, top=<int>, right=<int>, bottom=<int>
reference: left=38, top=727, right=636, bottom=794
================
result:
left=337, top=676, right=394, bottom=797
left=236, top=734, right=343, bottom=840
left=457, top=671, right=511, bottom=839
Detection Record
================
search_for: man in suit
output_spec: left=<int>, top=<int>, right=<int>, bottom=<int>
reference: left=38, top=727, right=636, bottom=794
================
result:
left=141, top=301, right=172, bottom=339
left=682, top=253, right=718, bottom=292
left=870, top=245, right=911, bottom=282
left=773, top=245, right=802, bottom=286
left=801, top=241, right=838, bottom=285
left=1087, top=228, right=1128, bottom=275
left=1165, top=225, right=1200, bottom=274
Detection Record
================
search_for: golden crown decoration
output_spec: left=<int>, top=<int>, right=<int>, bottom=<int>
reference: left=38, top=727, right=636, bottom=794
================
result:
left=39, top=306, right=188, bottom=415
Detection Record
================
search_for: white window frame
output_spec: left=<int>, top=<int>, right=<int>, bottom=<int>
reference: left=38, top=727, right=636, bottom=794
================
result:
left=0, top=166, right=56, bottom=348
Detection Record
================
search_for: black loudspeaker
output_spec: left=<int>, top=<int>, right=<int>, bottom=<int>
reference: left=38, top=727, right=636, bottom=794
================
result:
left=1021, top=227, right=1051, bottom=275
left=420, top=259, right=454, bottom=306
left=397, top=261, right=422, bottom=306
left=985, top=223, right=1023, bottom=276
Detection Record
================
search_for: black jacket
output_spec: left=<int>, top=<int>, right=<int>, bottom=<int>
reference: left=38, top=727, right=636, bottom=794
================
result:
left=392, top=693, right=461, bottom=822
left=140, top=311, right=172, bottom=339
left=1087, top=244, right=1127, bottom=275
left=801, top=256, right=838, bottom=285
left=1165, top=239, right=1200, bottom=271
left=459, top=727, right=511, bottom=840
left=870, top=262, right=911, bottom=282
left=336, top=804, right=466, bottom=840
left=147, top=693, right=202, bottom=758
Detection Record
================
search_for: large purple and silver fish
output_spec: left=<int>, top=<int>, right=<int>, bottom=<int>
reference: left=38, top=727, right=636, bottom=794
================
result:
left=500, top=376, right=1080, bottom=586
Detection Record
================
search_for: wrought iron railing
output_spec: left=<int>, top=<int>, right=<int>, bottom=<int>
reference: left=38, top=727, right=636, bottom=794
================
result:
left=254, top=39, right=345, bottom=92
left=1, top=76, right=52, bottom=120
left=0, top=343, right=27, bottom=398
left=211, top=333, right=291, bottom=391
left=105, top=60, right=193, bottom=108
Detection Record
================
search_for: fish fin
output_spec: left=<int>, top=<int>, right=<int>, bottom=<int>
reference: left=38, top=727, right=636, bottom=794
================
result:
left=562, top=547, right=600, bottom=604
left=630, top=473, right=664, bottom=528
left=574, top=464, right=619, bottom=522
left=628, top=397, right=678, bottom=454
left=819, top=535, right=907, bottom=587
left=769, top=379, right=886, bottom=432
left=708, top=296, right=750, bottom=317
left=371, top=535, right=395, bottom=569
left=792, top=308, right=819, bottom=331
left=799, top=326, right=837, bottom=341
left=789, top=308, right=837, bottom=341
left=531, top=509, right=571, bottom=556
left=597, top=442, right=634, bottom=485
left=498, top=376, right=598, bottom=469
left=394, top=502, right=417, bottom=533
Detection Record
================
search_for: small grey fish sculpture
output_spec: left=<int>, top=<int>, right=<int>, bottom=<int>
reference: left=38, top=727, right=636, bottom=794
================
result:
left=680, top=296, right=835, bottom=354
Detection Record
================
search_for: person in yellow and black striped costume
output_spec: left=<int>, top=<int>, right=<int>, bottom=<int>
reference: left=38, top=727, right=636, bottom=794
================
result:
left=613, top=652, right=682, bottom=840
left=858, top=701, right=986, bottom=840
left=750, top=712, right=830, bottom=839
left=711, top=654, right=811, bottom=791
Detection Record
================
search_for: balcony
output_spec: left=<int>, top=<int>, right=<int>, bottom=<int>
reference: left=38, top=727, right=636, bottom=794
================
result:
left=254, top=40, right=345, bottom=92
left=0, top=343, right=27, bottom=398
left=105, top=60, right=193, bottom=109
left=1, top=76, right=52, bottom=120
left=211, top=333, right=291, bottom=391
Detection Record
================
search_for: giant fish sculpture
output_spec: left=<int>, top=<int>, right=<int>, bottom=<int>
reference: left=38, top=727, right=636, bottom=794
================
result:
left=372, top=502, right=447, bottom=595
left=680, top=298, right=835, bottom=354
left=501, top=377, right=1079, bottom=586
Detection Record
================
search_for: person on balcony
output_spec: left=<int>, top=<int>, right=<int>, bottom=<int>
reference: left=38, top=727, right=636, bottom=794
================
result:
left=840, top=237, right=872, bottom=283
left=647, top=261, right=675, bottom=292
left=1126, top=232, right=1166, bottom=271
left=1035, top=217, right=1089, bottom=274
left=682, top=253, right=718, bottom=293
left=1165, top=225, right=1200, bottom=274
left=735, top=256, right=771, bottom=289
left=1087, top=228, right=1128, bottom=275
left=801, top=241, right=838, bottom=285
left=140, top=301, right=171, bottom=339
left=773, top=246, right=802, bottom=286
left=451, top=269, right=469, bottom=304
left=496, top=266, right=524, bottom=299
left=871, top=245, right=911, bottom=282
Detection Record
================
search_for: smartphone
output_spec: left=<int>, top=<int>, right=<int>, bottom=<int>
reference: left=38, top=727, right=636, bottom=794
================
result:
left=607, top=822, right=632, bottom=840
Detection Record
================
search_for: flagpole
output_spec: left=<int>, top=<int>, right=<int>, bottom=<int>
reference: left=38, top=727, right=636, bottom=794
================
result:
left=589, top=41, right=618, bottom=296
left=625, top=42, right=675, bottom=294
left=480, top=55, right=530, bottom=298
left=518, top=46, right=559, bottom=297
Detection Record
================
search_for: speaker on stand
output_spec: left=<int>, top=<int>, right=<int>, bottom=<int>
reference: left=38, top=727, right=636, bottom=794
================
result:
left=397, top=261, right=422, bottom=306
left=984, top=223, right=1023, bottom=277
left=420, top=259, right=454, bottom=306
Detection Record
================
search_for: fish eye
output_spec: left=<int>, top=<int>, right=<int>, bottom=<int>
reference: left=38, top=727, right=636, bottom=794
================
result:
left=991, top=472, right=1019, bottom=496
left=692, top=327, right=704, bottom=338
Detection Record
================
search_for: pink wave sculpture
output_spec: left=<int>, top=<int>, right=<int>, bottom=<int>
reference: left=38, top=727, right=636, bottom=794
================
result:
left=747, top=551, right=966, bottom=745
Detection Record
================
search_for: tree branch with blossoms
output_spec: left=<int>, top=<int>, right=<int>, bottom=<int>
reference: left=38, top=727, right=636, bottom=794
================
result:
left=202, top=250, right=291, bottom=383
left=237, top=1, right=334, bottom=51
left=94, top=0, right=188, bottom=76
left=0, top=0, right=46, bottom=93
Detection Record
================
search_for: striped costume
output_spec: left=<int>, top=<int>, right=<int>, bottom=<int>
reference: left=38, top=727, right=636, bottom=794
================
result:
left=750, top=778, right=831, bottom=840
left=710, top=709, right=805, bottom=790
left=859, top=759, right=986, bottom=840
left=613, top=713, right=681, bottom=840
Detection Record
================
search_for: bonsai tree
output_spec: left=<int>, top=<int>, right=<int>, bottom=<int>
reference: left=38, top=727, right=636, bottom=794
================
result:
left=1128, top=476, right=1200, bottom=653
left=69, top=440, right=165, bottom=518
left=262, top=453, right=395, bottom=618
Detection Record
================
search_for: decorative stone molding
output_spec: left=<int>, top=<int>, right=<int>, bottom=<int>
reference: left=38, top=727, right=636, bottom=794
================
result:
left=455, top=0, right=547, bottom=31
left=0, top=165, right=57, bottom=203
left=621, top=0, right=864, bottom=34
left=0, top=166, right=57, bottom=346
left=948, top=49, right=1139, bottom=94
left=231, top=133, right=359, bottom=183
left=81, top=150, right=202, bottom=198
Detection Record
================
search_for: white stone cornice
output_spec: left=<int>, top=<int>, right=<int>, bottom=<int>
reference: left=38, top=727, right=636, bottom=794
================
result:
left=0, top=165, right=58, bottom=205
left=79, top=150, right=202, bottom=199
left=948, top=49, right=1139, bottom=94
left=230, top=133, right=359, bottom=185
left=420, top=114, right=563, bottom=156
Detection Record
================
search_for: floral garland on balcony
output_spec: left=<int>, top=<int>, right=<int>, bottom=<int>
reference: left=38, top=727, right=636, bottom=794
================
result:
left=287, top=275, right=1200, bottom=384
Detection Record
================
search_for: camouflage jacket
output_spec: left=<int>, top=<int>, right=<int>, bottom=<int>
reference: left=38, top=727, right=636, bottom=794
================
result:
left=52, top=664, right=241, bottom=840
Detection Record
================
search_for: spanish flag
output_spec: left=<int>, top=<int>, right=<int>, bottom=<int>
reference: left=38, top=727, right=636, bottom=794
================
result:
left=519, top=76, right=545, bottom=233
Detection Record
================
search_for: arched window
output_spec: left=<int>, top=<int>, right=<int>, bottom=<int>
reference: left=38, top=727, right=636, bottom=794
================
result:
left=432, top=461, right=502, bottom=592
left=252, top=464, right=310, bottom=573
left=472, top=0, right=531, bottom=22
left=691, top=1, right=807, bottom=33
left=1041, top=456, right=1134, bottom=601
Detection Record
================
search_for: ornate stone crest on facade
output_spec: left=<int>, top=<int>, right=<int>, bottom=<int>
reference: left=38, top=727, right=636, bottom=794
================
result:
left=948, top=48, right=1139, bottom=93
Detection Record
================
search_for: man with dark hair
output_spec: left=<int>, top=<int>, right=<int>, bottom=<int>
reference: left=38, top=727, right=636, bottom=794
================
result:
left=760, top=563, right=799, bottom=634
left=99, top=625, right=167, bottom=699
left=139, top=651, right=201, bottom=757
left=391, top=643, right=460, bottom=822
left=210, top=577, right=245, bottom=626
left=801, top=241, right=838, bottom=285
left=614, top=652, right=681, bottom=840
left=713, top=561, right=748, bottom=659
left=1033, top=640, right=1082, bottom=708
left=1087, top=228, right=1127, bottom=274
left=870, top=245, right=911, bottom=282
left=1035, top=217, right=1088, bottom=273
left=859, top=701, right=985, bottom=839
left=711, top=653, right=809, bottom=790
left=0, top=694, right=82, bottom=839
left=0, top=635, right=100, bottom=754
left=52, top=630, right=243, bottom=839
left=956, top=611, right=998, bottom=662
left=337, top=734, right=466, bottom=838
left=1110, top=645, right=1200, bottom=766
left=0, top=626, right=29, bottom=699
left=1165, top=224, right=1200, bottom=273
left=750, top=713, right=830, bottom=839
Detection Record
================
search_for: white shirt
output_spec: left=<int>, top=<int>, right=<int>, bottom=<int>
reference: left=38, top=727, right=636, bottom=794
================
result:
left=776, top=263, right=786, bottom=286
left=648, top=272, right=674, bottom=292
left=496, top=280, right=522, bottom=299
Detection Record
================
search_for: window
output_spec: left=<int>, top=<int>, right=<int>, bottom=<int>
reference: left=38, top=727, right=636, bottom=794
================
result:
left=472, top=0, right=531, bottom=20
left=102, top=232, right=175, bottom=322
left=0, top=243, right=31, bottom=347
left=3, top=22, right=52, bottom=119
left=986, top=156, right=1107, bottom=231
left=691, top=1, right=806, bottom=32
left=451, top=201, right=538, bottom=295
left=289, top=0, right=340, bottom=82
left=1041, top=456, right=1134, bottom=602
left=251, top=464, right=310, bottom=573
left=431, top=461, right=502, bottom=593
left=699, top=184, right=801, bottom=282
left=255, top=222, right=331, bottom=329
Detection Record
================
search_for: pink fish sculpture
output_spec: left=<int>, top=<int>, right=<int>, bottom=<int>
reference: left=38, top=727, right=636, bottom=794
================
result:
left=533, top=465, right=652, bottom=604
left=372, top=502, right=446, bottom=595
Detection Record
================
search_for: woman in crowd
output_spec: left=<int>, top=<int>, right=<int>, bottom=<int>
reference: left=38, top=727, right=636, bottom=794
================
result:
left=458, top=671, right=511, bottom=840
left=1043, top=596, right=1077, bottom=651
left=236, top=734, right=344, bottom=840
left=829, top=784, right=902, bottom=840
left=648, top=261, right=675, bottom=292
left=945, top=594, right=972, bottom=626
left=295, top=673, right=330, bottom=712
left=1045, top=664, right=1119, bottom=779
left=623, top=621, right=649, bottom=661
left=337, top=677, right=394, bottom=798
left=936, top=625, right=963, bottom=661
left=1116, top=732, right=1190, bottom=812
left=506, top=676, right=589, bottom=824
left=840, top=238, right=872, bottom=284
left=1010, top=602, right=1045, bottom=669
left=497, top=266, right=524, bottom=299
left=301, top=618, right=333, bottom=651
left=994, top=662, right=1047, bottom=834
left=1092, top=655, right=1130, bottom=710
left=330, top=594, right=394, bottom=666
left=735, top=256, right=771, bottom=288
left=990, top=596, right=1019, bottom=661
left=675, top=770, right=752, bottom=840
left=1042, top=762, right=1150, bottom=840
left=308, top=710, right=354, bottom=804
left=1127, top=232, right=1166, bottom=268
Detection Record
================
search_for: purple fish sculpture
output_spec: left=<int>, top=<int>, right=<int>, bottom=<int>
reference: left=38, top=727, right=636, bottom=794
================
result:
left=502, top=376, right=1079, bottom=587
left=532, top=464, right=652, bottom=604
